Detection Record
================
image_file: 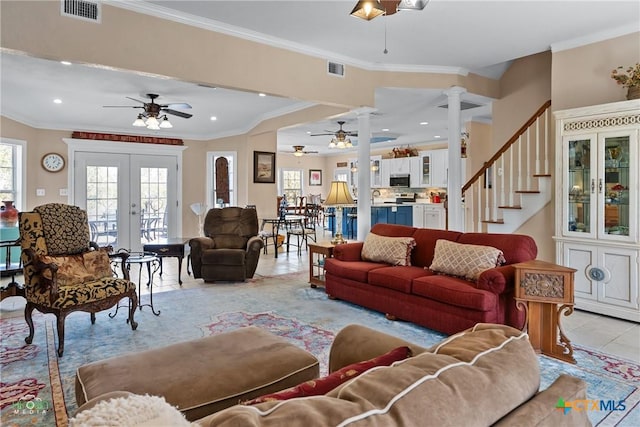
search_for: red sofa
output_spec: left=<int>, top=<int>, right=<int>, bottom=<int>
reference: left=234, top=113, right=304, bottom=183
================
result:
left=324, top=223, right=537, bottom=335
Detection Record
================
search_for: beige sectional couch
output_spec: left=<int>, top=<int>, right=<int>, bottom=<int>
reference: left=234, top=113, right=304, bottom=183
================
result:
left=73, top=324, right=591, bottom=426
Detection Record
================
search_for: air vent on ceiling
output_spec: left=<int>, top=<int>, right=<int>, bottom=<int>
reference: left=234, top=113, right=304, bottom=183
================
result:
left=61, top=0, right=100, bottom=23
left=328, top=61, right=345, bottom=77
left=438, top=101, right=482, bottom=110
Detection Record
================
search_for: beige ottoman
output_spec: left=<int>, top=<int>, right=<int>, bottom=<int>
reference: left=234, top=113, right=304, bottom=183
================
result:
left=75, top=326, right=320, bottom=421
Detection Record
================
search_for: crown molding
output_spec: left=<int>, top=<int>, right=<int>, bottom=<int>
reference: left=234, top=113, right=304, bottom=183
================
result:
left=108, top=1, right=468, bottom=76
left=551, top=22, right=639, bottom=53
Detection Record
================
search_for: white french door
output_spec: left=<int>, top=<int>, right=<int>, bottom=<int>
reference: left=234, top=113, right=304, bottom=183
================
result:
left=73, top=152, right=178, bottom=252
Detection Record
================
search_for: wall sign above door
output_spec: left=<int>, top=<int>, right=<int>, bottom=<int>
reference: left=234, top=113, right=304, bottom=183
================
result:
left=72, top=131, right=183, bottom=146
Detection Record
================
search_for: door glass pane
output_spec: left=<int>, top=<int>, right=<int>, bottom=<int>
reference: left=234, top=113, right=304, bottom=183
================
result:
left=140, top=167, right=168, bottom=243
left=421, top=154, right=431, bottom=186
left=567, top=139, right=590, bottom=233
left=86, top=166, right=119, bottom=246
left=603, top=136, right=629, bottom=236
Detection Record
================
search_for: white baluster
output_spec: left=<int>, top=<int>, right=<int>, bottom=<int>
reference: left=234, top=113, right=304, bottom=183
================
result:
left=492, top=162, right=498, bottom=221
left=526, top=128, right=531, bottom=190
left=509, top=145, right=514, bottom=206
left=500, top=155, right=506, bottom=207
left=535, top=116, right=540, bottom=175
left=517, top=135, right=523, bottom=204
left=544, top=108, right=549, bottom=175
left=477, top=181, right=482, bottom=231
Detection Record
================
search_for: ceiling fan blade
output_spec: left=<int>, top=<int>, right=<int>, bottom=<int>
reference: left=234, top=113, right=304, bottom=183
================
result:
left=126, top=96, right=147, bottom=104
left=162, top=108, right=193, bottom=119
left=164, top=102, right=192, bottom=109
left=309, top=132, right=335, bottom=136
left=103, top=105, right=144, bottom=108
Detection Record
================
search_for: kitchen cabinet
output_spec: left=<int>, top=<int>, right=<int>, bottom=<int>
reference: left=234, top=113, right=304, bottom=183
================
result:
left=410, top=150, right=448, bottom=188
left=412, top=204, right=445, bottom=229
left=371, top=206, right=412, bottom=226
left=554, top=100, right=639, bottom=322
left=371, top=155, right=382, bottom=188
left=381, top=157, right=411, bottom=187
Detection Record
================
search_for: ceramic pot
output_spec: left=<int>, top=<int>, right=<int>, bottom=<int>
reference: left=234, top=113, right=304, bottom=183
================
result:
left=627, top=86, right=640, bottom=100
left=0, top=201, right=19, bottom=227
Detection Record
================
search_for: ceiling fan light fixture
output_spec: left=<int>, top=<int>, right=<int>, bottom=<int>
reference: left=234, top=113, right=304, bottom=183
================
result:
left=345, top=139, right=353, bottom=148
left=132, top=114, right=146, bottom=127
left=293, top=151, right=304, bottom=157
left=159, top=115, right=173, bottom=128
left=351, top=0, right=385, bottom=20
left=328, top=139, right=337, bottom=149
left=336, top=140, right=346, bottom=149
left=397, top=0, right=429, bottom=10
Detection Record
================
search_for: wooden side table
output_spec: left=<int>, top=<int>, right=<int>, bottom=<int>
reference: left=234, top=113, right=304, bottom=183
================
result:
left=308, top=242, right=335, bottom=288
left=513, top=260, right=577, bottom=364
left=143, top=238, right=190, bottom=285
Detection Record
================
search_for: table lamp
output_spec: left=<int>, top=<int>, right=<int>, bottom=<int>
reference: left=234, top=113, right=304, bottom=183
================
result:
left=324, top=181, right=354, bottom=244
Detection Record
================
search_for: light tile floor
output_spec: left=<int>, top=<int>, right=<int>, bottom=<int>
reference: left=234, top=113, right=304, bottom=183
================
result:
left=2, top=231, right=638, bottom=362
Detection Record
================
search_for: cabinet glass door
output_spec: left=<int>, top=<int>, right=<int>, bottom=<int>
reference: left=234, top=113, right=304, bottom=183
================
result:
left=371, top=157, right=382, bottom=187
left=567, top=137, right=594, bottom=237
left=600, top=134, right=631, bottom=239
left=420, top=153, right=431, bottom=186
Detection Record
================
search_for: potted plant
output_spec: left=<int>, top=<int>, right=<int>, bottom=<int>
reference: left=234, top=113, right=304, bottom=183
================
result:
left=611, top=63, right=640, bottom=100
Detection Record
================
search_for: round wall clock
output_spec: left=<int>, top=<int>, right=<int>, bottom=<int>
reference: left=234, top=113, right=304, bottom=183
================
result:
left=41, top=152, right=65, bottom=172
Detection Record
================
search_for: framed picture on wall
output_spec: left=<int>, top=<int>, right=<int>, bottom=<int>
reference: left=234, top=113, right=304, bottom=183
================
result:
left=309, top=169, right=322, bottom=186
left=253, top=151, right=276, bottom=183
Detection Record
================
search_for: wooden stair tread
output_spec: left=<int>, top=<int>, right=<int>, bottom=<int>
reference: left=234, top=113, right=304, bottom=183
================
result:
left=533, top=174, right=552, bottom=177
left=498, top=205, right=522, bottom=209
left=481, top=219, right=505, bottom=224
left=515, top=190, right=541, bottom=194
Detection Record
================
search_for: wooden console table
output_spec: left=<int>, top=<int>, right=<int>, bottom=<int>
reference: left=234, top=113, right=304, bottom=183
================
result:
left=513, top=260, right=577, bottom=364
left=143, top=238, right=191, bottom=285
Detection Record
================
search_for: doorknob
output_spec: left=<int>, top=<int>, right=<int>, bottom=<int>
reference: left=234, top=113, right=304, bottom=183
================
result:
left=131, top=211, right=137, bottom=215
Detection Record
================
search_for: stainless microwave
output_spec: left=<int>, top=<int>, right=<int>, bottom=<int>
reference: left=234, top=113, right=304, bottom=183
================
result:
left=390, top=175, right=410, bottom=187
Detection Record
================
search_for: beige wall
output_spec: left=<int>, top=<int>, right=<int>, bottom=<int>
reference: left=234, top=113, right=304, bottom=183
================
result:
left=552, top=32, right=640, bottom=111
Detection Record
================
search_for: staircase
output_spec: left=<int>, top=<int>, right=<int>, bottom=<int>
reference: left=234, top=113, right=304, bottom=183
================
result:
left=462, top=101, right=552, bottom=233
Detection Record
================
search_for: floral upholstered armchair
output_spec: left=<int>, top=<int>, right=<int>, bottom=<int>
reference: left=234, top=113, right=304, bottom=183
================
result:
left=19, top=203, right=138, bottom=357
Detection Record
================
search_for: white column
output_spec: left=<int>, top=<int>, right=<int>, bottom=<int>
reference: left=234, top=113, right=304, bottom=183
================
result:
left=355, top=108, right=375, bottom=240
left=445, top=86, right=466, bottom=232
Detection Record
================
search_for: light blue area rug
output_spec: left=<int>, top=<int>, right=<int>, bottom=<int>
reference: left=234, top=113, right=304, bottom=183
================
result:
left=1, top=272, right=638, bottom=426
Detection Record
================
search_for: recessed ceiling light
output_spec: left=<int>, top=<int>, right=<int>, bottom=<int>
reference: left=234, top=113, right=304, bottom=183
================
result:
left=60, top=61, right=72, bottom=66
left=306, top=131, right=311, bottom=134
left=53, top=99, right=62, bottom=104
left=434, top=135, right=441, bottom=138
left=420, top=121, right=429, bottom=125
left=382, top=128, right=390, bottom=132
left=210, top=116, right=217, bottom=121
left=258, top=93, right=266, bottom=97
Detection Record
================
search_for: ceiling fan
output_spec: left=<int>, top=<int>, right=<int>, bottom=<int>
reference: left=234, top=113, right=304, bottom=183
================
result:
left=291, top=145, right=319, bottom=157
left=104, top=93, right=192, bottom=129
left=310, top=121, right=357, bottom=149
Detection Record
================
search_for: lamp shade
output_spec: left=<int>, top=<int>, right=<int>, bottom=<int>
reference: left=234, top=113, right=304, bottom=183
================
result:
left=351, top=0, right=386, bottom=20
left=324, top=181, right=354, bottom=206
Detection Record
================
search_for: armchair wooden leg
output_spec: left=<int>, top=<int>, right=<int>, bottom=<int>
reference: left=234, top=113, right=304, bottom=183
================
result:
left=56, top=315, right=66, bottom=357
left=24, top=302, right=35, bottom=345
left=128, top=294, right=138, bottom=330
left=90, top=312, right=96, bottom=324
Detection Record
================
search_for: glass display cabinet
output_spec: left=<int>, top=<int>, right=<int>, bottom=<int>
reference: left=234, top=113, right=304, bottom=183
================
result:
left=555, top=100, right=639, bottom=322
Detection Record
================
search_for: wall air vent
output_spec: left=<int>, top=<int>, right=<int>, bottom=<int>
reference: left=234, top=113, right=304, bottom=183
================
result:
left=61, top=0, right=101, bottom=23
left=328, top=61, right=345, bottom=77
left=438, top=101, right=482, bottom=110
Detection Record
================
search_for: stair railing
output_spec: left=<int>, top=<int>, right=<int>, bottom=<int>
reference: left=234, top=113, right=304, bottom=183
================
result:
left=462, top=100, right=551, bottom=232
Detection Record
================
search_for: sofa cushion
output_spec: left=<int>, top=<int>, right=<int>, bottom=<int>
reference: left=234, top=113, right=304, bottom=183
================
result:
left=243, top=346, right=412, bottom=405
left=456, top=233, right=537, bottom=264
left=368, top=266, right=432, bottom=293
left=412, top=275, right=497, bottom=311
left=40, top=254, right=98, bottom=286
left=198, top=324, right=540, bottom=427
left=202, top=248, right=245, bottom=266
left=361, top=233, right=416, bottom=266
left=324, top=259, right=385, bottom=283
left=411, top=228, right=462, bottom=268
left=370, top=223, right=416, bottom=237
left=429, top=239, right=505, bottom=281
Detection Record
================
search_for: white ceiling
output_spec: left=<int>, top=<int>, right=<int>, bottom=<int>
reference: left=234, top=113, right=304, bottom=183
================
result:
left=1, top=1, right=638, bottom=155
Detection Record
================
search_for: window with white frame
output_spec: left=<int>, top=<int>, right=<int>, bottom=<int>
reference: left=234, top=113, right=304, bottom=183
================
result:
left=0, top=140, right=25, bottom=209
left=208, top=152, right=236, bottom=207
left=279, top=169, right=303, bottom=202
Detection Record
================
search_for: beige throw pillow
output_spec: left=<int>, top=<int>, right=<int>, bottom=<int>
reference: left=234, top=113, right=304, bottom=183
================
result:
left=361, top=233, right=416, bottom=266
left=429, top=239, right=505, bottom=281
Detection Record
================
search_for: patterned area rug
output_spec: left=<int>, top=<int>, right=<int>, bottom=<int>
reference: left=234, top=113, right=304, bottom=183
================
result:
left=1, top=271, right=638, bottom=426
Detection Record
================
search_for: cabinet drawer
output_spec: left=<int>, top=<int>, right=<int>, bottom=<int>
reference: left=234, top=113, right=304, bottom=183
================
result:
left=144, top=245, right=184, bottom=257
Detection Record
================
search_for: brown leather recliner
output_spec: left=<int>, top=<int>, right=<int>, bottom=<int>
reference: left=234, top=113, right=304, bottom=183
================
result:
left=189, top=207, right=264, bottom=282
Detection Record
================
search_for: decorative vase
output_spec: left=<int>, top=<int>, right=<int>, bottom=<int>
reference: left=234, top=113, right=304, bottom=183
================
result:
left=627, top=86, right=640, bottom=100
left=0, top=201, right=19, bottom=228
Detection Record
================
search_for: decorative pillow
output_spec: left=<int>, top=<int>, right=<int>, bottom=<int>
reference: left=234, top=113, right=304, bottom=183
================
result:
left=40, top=254, right=96, bottom=286
left=83, top=249, right=113, bottom=279
left=429, top=239, right=506, bottom=281
left=361, top=233, right=416, bottom=266
left=69, top=394, right=191, bottom=427
left=243, top=346, right=412, bottom=405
